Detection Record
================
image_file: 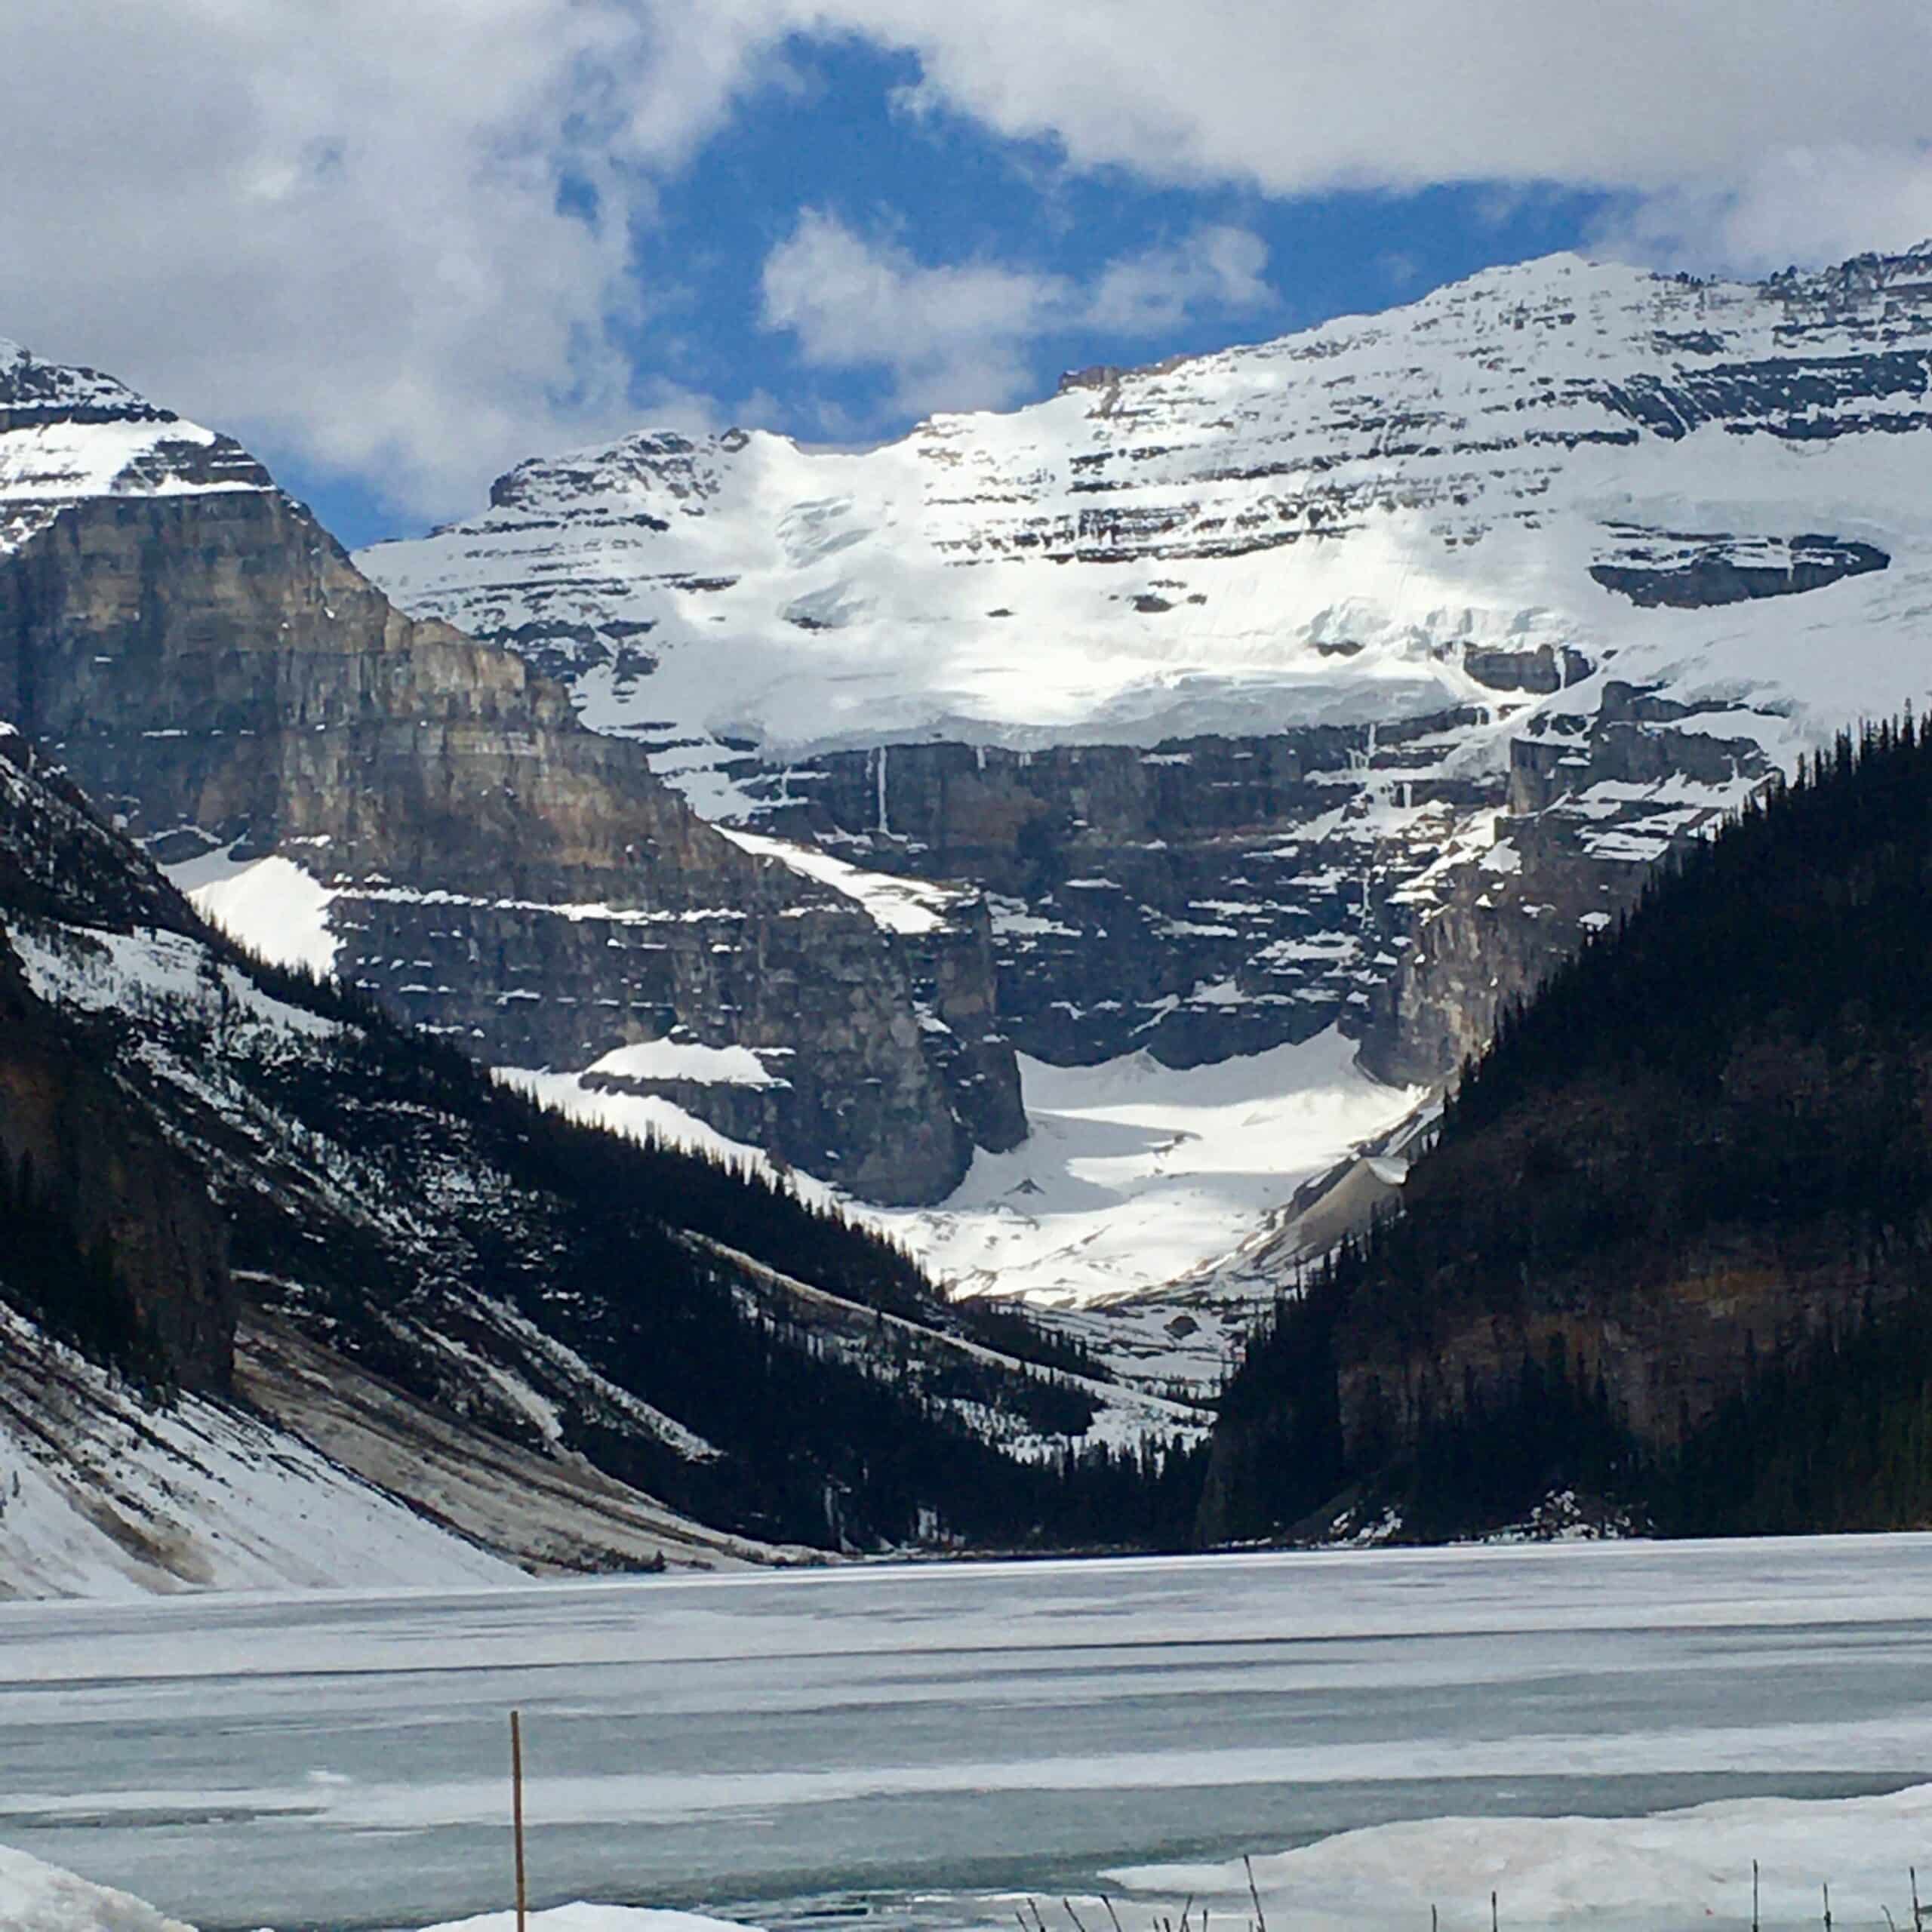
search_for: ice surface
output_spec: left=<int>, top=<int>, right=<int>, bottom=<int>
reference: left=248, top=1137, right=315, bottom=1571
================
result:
left=3, top=1539, right=1932, bottom=1930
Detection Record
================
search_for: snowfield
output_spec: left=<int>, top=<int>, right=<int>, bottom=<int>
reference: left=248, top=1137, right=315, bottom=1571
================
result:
left=503, top=1025, right=1421, bottom=1346
left=888, top=1027, right=1421, bottom=1309
left=346, top=244, right=1932, bottom=1317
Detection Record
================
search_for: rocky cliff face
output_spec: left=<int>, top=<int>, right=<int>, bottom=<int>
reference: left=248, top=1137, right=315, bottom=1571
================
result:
left=0, top=340, right=1023, bottom=1204
left=1203, top=721, right=1932, bottom=1543
left=365, top=245, right=1932, bottom=1096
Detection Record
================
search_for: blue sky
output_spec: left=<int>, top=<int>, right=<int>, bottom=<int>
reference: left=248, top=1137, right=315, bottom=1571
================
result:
left=7, top=3, right=1927, bottom=553
left=291, top=35, right=1618, bottom=549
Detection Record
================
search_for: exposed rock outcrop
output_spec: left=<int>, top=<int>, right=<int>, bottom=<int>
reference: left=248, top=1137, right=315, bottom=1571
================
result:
left=0, top=341, right=1024, bottom=1204
left=0, top=729, right=1197, bottom=1571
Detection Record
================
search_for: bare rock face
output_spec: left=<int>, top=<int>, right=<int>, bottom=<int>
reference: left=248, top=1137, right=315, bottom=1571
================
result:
left=734, top=721, right=1496, bottom=1068
left=0, top=343, right=1021, bottom=1204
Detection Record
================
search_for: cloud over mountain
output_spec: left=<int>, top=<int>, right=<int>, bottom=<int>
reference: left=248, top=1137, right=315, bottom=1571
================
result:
left=4, top=1, right=1925, bottom=523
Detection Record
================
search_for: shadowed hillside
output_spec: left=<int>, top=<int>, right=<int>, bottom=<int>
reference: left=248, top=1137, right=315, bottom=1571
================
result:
left=1202, top=715, right=1932, bottom=1543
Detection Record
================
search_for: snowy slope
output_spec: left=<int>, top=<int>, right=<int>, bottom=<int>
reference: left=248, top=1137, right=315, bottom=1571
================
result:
left=0, top=1306, right=516, bottom=1600
left=505, top=1029, right=1418, bottom=1390
left=0, top=332, right=1029, bottom=1208
left=363, top=245, right=1932, bottom=807
left=0, top=728, right=1182, bottom=1577
left=496, top=1067, right=1214, bottom=1435
left=0, top=337, right=270, bottom=555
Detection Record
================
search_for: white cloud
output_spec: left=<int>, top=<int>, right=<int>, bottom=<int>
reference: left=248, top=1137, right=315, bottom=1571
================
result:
left=760, top=210, right=1074, bottom=417
left=1088, top=226, right=1272, bottom=337
left=780, top=0, right=1932, bottom=275
left=812, top=1, right=1932, bottom=201
left=0, top=0, right=740, bottom=521
left=761, top=212, right=1273, bottom=417
left=1595, top=144, right=1932, bottom=276
left=5, top=1, right=1930, bottom=523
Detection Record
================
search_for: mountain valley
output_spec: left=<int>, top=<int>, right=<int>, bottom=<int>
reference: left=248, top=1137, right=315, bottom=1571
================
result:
left=5, top=243, right=1932, bottom=1579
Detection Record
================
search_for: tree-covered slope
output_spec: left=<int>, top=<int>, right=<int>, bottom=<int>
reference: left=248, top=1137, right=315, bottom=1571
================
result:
left=1203, top=717, right=1932, bottom=1543
left=0, top=731, right=1201, bottom=1571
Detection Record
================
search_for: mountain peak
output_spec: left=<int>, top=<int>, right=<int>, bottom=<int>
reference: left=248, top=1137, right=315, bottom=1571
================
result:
left=0, top=336, right=176, bottom=426
left=0, top=337, right=272, bottom=550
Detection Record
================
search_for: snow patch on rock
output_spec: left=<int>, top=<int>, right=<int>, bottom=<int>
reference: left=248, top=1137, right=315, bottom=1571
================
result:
left=165, top=848, right=340, bottom=976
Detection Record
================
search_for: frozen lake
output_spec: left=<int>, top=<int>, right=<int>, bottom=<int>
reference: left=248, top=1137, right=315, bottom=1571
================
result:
left=5, top=1538, right=1932, bottom=1932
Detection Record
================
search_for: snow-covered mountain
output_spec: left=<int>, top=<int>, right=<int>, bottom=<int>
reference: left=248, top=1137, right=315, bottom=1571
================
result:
left=368, top=245, right=1932, bottom=787
left=362, top=245, right=1932, bottom=1312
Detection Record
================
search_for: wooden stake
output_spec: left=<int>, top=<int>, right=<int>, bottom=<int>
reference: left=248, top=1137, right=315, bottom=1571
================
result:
left=511, top=1709, right=528, bottom=1932
left=1491, top=1891, right=1499, bottom=1932
left=1244, top=1856, right=1267, bottom=1932
left=1752, top=1860, right=1759, bottom=1932
left=1824, top=1881, right=1833, bottom=1932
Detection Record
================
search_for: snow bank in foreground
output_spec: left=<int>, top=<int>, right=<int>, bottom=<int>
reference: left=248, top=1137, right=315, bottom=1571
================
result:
left=1109, top=1783, right=1932, bottom=1931
left=0, top=1841, right=194, bottom=1932
left=0, top=1837, right=761, bottom=1932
